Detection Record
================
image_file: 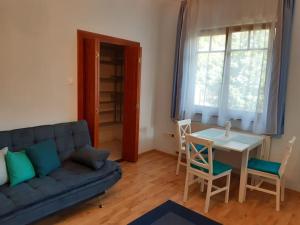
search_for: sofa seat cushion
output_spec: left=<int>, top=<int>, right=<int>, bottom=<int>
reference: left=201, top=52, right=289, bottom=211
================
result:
left=50, top=160, right=119, bottom=189
left=0, top=160, right=120, bottom=217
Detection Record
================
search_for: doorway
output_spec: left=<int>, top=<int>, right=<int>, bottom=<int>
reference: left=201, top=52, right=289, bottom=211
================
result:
left=98, top=43, right=124, bottom=161
left=77, top=30, right=141, bottom=162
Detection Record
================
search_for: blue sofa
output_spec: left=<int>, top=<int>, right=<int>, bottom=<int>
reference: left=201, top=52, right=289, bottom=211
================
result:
left=0, top=120, right=122, bottom=225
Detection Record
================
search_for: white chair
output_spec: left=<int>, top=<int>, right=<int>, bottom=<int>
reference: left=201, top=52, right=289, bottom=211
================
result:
left=183, top=134, right=232, bottom=213
left=244, top=136, right=296, bottom=211
left=250, top=135, right=272, bottom=187
left=175, top=119, right=192, bottom=175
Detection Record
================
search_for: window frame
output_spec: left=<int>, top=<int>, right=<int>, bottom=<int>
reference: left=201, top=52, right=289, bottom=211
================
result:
left=194, top=23, right=272, bottom=116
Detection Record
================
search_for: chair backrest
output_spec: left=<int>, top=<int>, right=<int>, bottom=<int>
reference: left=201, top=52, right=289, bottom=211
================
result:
left=185, top=134, right=214, bottom=175
left=176, top=119, right=192, bottom=152
left=279, top=136, right=296, bottom=177
left=258, top=135, right=271, bottom=160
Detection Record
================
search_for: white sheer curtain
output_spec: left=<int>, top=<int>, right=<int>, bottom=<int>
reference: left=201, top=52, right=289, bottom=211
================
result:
left=181, top=0, right=279, bottom=133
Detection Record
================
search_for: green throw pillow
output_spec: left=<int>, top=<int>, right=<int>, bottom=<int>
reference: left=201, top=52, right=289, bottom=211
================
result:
left=5, top=151, right=36, bottom=186
left=26, top=140, right=61, bottom=177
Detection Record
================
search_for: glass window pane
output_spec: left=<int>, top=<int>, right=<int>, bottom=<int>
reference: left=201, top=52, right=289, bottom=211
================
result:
left=250, top=29, right=270, bottom=49
left=194, top=25, right=271, bottom=115
left=264, top=30, right=270, bottom=48
left=227, top=50, right=266, bottom=112
left=231, top=31, right=249, bottom=50
left=195, top=52, right=224, bottom=107
left=211, top=34, right=226, bottom=51
left=198, top=36, right=210, bottom=51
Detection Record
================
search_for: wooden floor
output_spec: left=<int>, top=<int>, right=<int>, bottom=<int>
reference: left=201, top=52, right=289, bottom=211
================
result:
left=37, top=150, right=300, bottom=225
left=99, top=139, right=122, bottom=161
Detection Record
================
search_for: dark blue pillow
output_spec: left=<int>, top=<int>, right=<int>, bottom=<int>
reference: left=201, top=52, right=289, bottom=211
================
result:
left=26, top=140, right=61, bottom=177
left=71, top=145, right=109, bottom=170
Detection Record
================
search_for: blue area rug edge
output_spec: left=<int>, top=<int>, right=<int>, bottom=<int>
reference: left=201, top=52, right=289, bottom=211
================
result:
left=128, top=200, right=222, bottom=225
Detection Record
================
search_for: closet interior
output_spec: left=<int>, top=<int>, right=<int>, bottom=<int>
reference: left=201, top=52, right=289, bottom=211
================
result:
left=98, top=43, right=124, bottom=161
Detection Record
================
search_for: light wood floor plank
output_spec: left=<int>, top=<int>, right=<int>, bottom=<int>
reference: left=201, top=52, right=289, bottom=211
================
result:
left=36, top=150, right=300, bottom=225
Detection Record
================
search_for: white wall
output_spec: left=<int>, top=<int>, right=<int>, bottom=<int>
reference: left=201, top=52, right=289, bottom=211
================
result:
left=154, top=0, right=181, bottom=154
left=0, top=0, right=166, bottom=152
left=154, top=0, right=300, bottom=191
left=1, top=0, right=300, bottom=191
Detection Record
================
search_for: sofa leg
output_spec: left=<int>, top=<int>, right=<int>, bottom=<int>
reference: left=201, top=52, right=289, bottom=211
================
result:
left=98, top=197, right=104, bottom=208
left=98, top=191, right=107, bottom=208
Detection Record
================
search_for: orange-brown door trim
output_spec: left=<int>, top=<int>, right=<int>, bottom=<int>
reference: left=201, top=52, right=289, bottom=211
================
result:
left=77, top=30, right=141, bottom=162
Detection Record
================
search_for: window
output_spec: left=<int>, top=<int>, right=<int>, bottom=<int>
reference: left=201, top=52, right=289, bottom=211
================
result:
left=194, top=25, right=271, bottom=116
left=195, top=33, right=226, bottom=108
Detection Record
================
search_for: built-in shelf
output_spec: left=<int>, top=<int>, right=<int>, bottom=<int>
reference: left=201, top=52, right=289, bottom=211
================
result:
left=99, top=99, right=122, bottom=104
left=99, top=121, right=122, bottom=127
left=99, top=43, right=124, bottom=127
left=99, top=109, right=121, bottom=114
left=100, top=76, right=123, bottom=82
left=99, top=100, right=116, bottom=104
left=100, top=91, right=123, bottom=95
left=100, top=59, right=123, bottom=65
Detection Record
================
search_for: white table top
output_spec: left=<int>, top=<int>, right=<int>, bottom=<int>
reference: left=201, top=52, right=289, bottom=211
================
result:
left=191, top=128, right=263, bottom=152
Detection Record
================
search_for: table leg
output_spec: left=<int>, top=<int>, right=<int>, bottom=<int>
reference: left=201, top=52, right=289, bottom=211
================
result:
left=239, top=149, right=249, bottom=203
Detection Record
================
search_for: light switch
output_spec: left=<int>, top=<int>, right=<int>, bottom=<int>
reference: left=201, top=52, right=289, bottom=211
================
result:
left=67, top=77, right=74, bottom=85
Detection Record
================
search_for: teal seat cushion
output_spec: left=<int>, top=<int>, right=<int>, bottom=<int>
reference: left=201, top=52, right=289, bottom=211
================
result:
left=190, top=144, right=207, bottom=154
left=5, top=151, right=36, bottom=186
left=248, top=158, right=281, bottom=176
left=191, top=159, right=232, bottom=175
left=190, top=144, right=215, bottom=155
left=26, top=140, right=61, bottom=177
left=195, top=144, right=207, bottom=154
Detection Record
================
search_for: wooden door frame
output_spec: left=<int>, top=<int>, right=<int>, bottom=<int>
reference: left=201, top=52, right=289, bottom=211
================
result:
left=77, top=30, right=141, bottom=162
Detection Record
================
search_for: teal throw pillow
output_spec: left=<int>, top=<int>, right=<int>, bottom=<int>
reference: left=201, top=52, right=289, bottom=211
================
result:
left=5, top=151, right=36, bottom=186
left=26, top=140, right=61, bottom=177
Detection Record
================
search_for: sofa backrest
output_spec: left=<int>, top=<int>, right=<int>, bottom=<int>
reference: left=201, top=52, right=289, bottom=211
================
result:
left=0, top=120, right=91, bottom=161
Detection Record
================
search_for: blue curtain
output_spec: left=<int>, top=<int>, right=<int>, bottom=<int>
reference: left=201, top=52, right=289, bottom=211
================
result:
left=171, top=0, right=187, bottom=120
left=171, top=0, right=295, bottom=136
left=276, top=0, right=295, bottom=135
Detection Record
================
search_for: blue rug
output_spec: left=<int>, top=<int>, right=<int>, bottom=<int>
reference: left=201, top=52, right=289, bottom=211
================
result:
left=128, top=200, right=222, bottom=225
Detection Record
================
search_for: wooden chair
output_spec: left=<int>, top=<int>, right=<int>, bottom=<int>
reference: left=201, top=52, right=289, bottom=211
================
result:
left=250, top=135, right=272, bottom=187
left=183, top=134, right=232, bottom=213
left=176, top=119, right=192, bottom=175
left=244, top=136, right=296, bottom=211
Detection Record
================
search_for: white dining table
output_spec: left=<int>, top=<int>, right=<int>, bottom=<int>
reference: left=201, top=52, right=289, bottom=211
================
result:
left=191, top=128, right=265, bottom=203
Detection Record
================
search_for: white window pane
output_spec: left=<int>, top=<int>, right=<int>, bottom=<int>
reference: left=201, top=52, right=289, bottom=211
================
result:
left=194, top=25, right=271, bottom=116
left=198, top=36, right=210, bottom=51
left=264, top=30, right=270, bottom=48
left=211, top=34, right=226, bottom=51
left=231, top=31, right=249, bottom=50
left=194, top=83, right=202, bottom=105
left=256, top=51, right=268, bottom=112
left=196, top=54, right=209, bottom=76
left=195, top=53, right=208, bottom=106
left=195, top=52, right=224, bottom=107
left=250, top=29, right=270, bottom=49
left=228, top=50, right=266, bottom=112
